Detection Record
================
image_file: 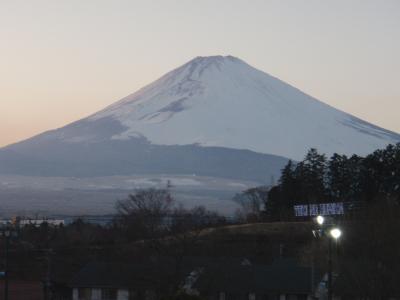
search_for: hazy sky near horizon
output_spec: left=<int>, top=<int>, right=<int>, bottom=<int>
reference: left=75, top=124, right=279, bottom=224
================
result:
left=1, top=0, right=399, bottom=147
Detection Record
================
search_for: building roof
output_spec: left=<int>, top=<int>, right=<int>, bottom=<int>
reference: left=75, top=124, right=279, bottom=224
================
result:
left=194, top=258, right=318, bottom=294
left=69, top=256, right=208, bottom=290
left=70, top=261, right=171, bottom=290
left=70, top=257, right=320, bottom=294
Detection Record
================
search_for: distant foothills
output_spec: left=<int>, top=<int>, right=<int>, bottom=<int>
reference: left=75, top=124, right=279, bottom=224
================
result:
left=0, top=144, right=399, bottom=220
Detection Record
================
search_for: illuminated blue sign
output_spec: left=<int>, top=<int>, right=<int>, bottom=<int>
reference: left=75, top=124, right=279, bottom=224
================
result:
left=294, top=202, right=345, bottom=217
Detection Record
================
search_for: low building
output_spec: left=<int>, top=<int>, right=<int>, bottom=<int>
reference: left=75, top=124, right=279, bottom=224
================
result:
left=0, top=280, right=43, bottom=300
left=69, top=261, right=171, bottom=300
left=0, top=217, right=65, bottom=227
left=191, top=258, right=320, bottom=300
left=19, top=219, right=65, bottom=227
left=69, top=258, right=322, bottom=300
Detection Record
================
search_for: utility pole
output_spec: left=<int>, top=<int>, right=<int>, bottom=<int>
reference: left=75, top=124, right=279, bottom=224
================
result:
left=311, top=238, right=315, bottom=295
left=3, top=228, right=11, bottom=300
left=279, top=243, right=284, bottom=257
left=43, top=227, right=53, bottom=300
left=327, top=237, right=332, bottom=300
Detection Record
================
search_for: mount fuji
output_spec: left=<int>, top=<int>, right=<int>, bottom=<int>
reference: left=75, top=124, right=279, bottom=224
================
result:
left=1, top=55, right=399, bottom=182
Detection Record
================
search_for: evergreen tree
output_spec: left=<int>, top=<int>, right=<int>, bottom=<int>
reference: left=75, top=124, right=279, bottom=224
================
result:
left=295, top=148, right=327, bottom=203
left=347, top=154, right=364, bottom=202
left=279, top=160, right=298, bottom=206
left=265, top=185, right=284, bottom=220
left=376, top=143, right=400, bottom=203
left=327, top=153, right=362, bottom=202
left=360, top=149, right=386, bottom=202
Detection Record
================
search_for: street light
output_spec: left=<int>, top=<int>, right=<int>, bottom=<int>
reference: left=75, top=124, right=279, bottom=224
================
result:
left=330, top=228, right=342, bottom=240
left=316, top=215, right=325, bottom=225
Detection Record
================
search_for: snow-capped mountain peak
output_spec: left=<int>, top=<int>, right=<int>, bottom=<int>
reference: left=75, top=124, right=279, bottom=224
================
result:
left=4, top=56, right=400, bottom=166
left=80, top=55, right=399, bottom=160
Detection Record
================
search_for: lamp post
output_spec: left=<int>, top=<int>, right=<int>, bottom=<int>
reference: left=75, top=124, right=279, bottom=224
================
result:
left=313, top=215, right=342, bottom=300
left=1, top=227, right=11, bottom=300
left=327, top=228, right=341, bottom=300
left=0, top=224, right=18, bottom=300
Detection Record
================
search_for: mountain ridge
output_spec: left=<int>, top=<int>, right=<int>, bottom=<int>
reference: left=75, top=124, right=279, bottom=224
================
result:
left=1, top=55, right=399, bottom=180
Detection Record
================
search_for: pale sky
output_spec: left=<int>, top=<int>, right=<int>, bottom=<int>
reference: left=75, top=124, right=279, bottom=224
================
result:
left=1, top=0, right=399, bottom=147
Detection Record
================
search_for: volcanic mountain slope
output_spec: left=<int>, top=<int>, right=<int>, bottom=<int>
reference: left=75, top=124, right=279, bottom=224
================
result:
left=1, top=55, right=399, bottom=181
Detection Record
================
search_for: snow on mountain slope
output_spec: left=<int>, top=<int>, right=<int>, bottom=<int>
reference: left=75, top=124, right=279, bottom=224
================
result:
left=82, top=55, right=399, bottom=160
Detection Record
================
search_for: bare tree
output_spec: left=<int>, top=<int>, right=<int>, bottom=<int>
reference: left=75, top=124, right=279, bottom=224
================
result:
left=115, top=188, right=174, bottom=239
left=233, top=187, right=269, bottom=222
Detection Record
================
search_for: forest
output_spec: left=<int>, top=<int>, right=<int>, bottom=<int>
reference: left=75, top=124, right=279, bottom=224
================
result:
left=263, top=143, right=400, bottom=220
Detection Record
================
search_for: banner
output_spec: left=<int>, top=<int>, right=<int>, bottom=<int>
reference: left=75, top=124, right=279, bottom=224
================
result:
left=294, top=202, right=345, bottom=217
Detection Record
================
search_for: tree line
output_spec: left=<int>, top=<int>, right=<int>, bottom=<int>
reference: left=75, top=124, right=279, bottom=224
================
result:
left=234, top=143, right=400, bottom=221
